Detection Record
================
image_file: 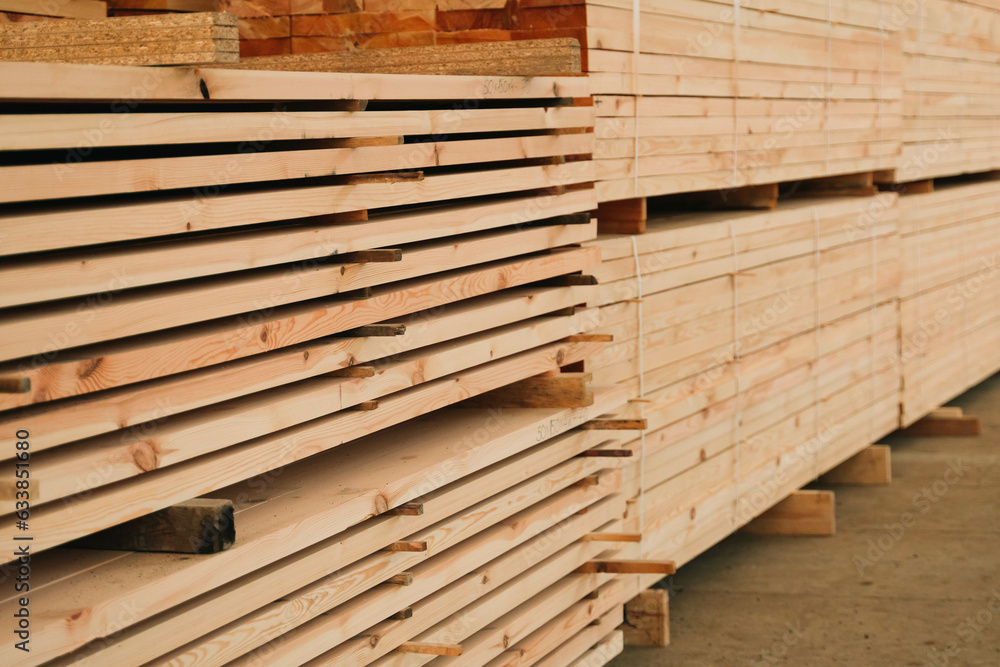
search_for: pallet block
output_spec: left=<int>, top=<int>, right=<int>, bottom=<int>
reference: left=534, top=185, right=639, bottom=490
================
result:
left=621, top=588, right=669, bottom=647
left=901, top=408, right=982, bottom=437
left=741, top=490, right=837, bottom=537
left=819, top=445, right=892, bottom=485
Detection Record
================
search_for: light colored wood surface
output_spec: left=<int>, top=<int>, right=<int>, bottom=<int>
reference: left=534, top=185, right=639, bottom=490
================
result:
left=741, top=490, right=837, bottom=536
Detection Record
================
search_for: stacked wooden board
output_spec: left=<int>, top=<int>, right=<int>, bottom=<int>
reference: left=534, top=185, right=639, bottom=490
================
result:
left=0, top=0, right=107, bottom=21
left=0, top=60, right=642, bottom=666
left=180, top=0, right=904, bottom=208
left=207, top=0, right=588, bottom=59
left=581, top=186, right=902, bottom=569
left=589, top=0, right=903, bottom=202
left=896, top=0, right=1000, bottom=182
left=0, top=11, right=239, bottom=65
left=897, top=175, right=1000, bottom=425
left=228, top=37, right=582, bottom=76
left=106, top=0, right=220, bottom=15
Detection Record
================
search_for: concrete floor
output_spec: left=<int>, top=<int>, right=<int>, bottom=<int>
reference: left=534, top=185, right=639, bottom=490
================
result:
left=613, top=373, right=1000, bottom=667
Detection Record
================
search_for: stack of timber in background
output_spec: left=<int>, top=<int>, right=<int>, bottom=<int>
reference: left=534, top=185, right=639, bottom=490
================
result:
left=580, top=181, right=901, bottom=571
left=0, top=0, right=107, bottom=22
left=589, top=0, right=903, bottom=208
left=894, top=0, right=1000, bottom=183
left=896, top=174, right=1000, bottom=426
left=219, top=0, right=588, bottom=59
left=148, top=0, right=905, bottom=221
left=0, top=11, right=239, bottom=65
left=0, top=60, right=639, bottom=667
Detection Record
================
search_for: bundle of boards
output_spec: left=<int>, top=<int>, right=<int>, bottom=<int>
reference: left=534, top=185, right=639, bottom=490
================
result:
left=578, top=190, right=902, bottom=567
left=897, top=176, right=1000, bottom=425
left=0, top=61, right=638, bottom=667
left=0, top=11, right=239, bottom=65
left=588, top=0, right=903, bottom=202
left=184, top=0, right=904, bottom=207
left=205, top=0, right=588, bottom=58
left=899, top=0, right=1000, bottom=181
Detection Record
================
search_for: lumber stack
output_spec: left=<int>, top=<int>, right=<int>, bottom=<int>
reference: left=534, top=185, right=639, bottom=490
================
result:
left=0, top=11, right=239, bottom=65
left=589, top=0, right=903, bottom=203
left=580, top=185, right=901, bottom=569
left=897, top=0, right=1000, bottom=182
left=897, top=175, right=1000, bottom=426
left=192, top=1, right=903, bottom=208
left=230, top=37, right=582, bottom=75
left=0, top=60, right=636, bottom=666
left=212, top=0, right=586, bottom=59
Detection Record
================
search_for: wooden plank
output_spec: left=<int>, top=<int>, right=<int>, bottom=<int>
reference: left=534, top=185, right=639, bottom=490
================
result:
left=900, top=412, right=981, bottom=437
left=574, top=560, right=675, bottom=574
left=70, top=498, right=234, bottom=554
left=0, top=0, right=107, bottom=18
left=283, top=513, right=621, bottom=666
left=0, top=247, right=599, bottom=406
left=0, top=191, right=592, bottom=310
left=741, top=490, right=836, bottom=536
left=579, top=419, right=646, bottom=430
left=0, top=340, right=608, bottom=556
left=107, top=0, right=220, bottom=10
left=819, top=445, right=892, bottom=485
left=2, top=388, right=628, bottom=665
left=0, top=105, right=593, bottom=151
left=0, top=60, right=590, bottom=101
left=0, top=287, right=597, bottom=448
left=122, top=458, right=625, bottom=667
left=461, top=372, right=594, bottom=408
left=381, top=541, right=428, bottom=552
left=597, top=197, right=645, bottom=235
left=0, top=10, right=238, bottom=65
left=581, top=532, right=641, bottom=542
left=622, top=589, right=669, bottom=647
left=0, top=161, right=595, bottom=256
left=0, top=131, right=591, bottom=203
left=230, top=37, right=582, bottom=76
left=0, top=224, right=595, bottom=356
left=669, top=182, right=779, bottom=210
left=1, top=335, right=606, bottom=510
left=397, top=642, right=462, bottom=656
left=386, top=503, right=423, bottom=516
